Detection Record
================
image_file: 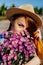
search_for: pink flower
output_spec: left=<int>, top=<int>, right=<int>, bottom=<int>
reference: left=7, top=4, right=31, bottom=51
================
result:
left=4, top=42, right=9, bottom=47
left=12, top=34, right=16, bottom=39
left=18, top=40, right=22, bottom=45
left=14, top=54, right=18, bottom=60
left=20, top=37, right=25, bottom=41
left=24, top=37, right=29, bottom=42
left=8, top=61, right=12, bottom=65
left=12, top=41, right=18, bottom=48
left=0, top=46, right=2, bottom=52
left=30, top=53, right=33, bottom=57
left=8, top=54, right=14, bottom=61
left=8, top=56, right=11, bottom=61
left=29, top=50, right=32, bottom=54
left=2, top=55, right=7, bottom=61
left=8, top=44, right=13, bottom=48
left=19, top=60, right=23, bottom=65
left=25, top=55, right=29, bottom=61
left=0, top=29, right=36, bottom=65
left=27, top=46, right=31, bottom=50
left=19, top=45, right=23, bottom=52
left=10, top=49, right=14, bottom=54
left=14, top=39, right=18, bottom=43
left=24, top=49, right=28, bottom=55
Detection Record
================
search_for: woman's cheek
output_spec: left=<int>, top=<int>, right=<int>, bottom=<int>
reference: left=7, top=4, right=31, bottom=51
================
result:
left=17, top=27, right=24, bottom=33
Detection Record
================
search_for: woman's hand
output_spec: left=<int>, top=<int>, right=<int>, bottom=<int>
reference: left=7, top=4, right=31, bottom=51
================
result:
left=34, top=29, right=42, bottom=39
left=22, top=53, right=41, bottom=65
left=24, top=55, right=41, bottom=65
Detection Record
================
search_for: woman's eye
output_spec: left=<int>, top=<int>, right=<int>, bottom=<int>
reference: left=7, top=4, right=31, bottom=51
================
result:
left=18, top=24, right=24, bottom=27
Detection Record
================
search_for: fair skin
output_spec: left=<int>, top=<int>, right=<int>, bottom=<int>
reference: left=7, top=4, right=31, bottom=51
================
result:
left=1, top=16, right=41, bottom=65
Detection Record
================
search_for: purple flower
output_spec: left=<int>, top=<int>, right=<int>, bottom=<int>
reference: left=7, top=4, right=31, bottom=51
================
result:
left=24, top=50, right=29, bottom=61
left=18, top=40, right=22, bottom=45
left=29, top=50, right=33, bottom=54
left=19, top=45, right=23, bottom=52
left=14, top=54, right=18, bottom=60
left=0, top=46, right=2, bottom=52
left=10, top=49, right=14, bottom=54
left=27, top=45, right=32, bottom=50
left=8, top=61, right=12, bottom=65
left=0, top=29, right=36, bottom=65
left=28, top=41, right=32, bottom=44
left=2, top=55, right=7, bottom=62
left=23, top=29, right=30, bottom=38
left=12, top=34, right=17, bottom=39
left=8, top=54, right=14, bottom=61
left=30, top=53, right=33, bottom=57
left=8, top=44, right=13, bottom=48
left=25, top=55, right=29, bottom=61
left=12, top=41, right=18, bottom=48
left=24, top=49, right=28, bottom=55
left=20, top=37, right=25, bottom=42
left=19, top=60, right=23, bottom=65
left=4, top=41, right=9, bottom=47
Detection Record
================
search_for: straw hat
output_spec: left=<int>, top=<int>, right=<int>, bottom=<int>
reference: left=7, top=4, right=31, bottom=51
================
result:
left=6, top=4, right=42, bottom=28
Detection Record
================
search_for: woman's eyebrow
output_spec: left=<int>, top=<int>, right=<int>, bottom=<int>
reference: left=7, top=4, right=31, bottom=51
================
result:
left=17, top=22, right=24, bottom=25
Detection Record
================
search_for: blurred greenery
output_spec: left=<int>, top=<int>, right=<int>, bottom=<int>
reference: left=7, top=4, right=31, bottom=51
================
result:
left=34, top=7, right=43, bottom=14
left=0, top=4, right=7, bottom=16
left=10, top=4, right=16, bottom=8
left=0, top=4, right=43, bottom=16
left=0, top=4, right=15, bottom=16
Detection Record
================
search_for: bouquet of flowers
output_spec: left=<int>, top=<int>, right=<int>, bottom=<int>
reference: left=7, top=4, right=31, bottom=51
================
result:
left=0, top=30, right=36, bottom=65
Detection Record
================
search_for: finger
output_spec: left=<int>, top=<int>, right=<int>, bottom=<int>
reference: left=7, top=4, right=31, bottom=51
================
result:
left=1, top=63, right=4, bottom=65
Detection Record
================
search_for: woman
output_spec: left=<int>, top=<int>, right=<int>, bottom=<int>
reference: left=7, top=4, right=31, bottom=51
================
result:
left=1, top=4, right=43, bottom=65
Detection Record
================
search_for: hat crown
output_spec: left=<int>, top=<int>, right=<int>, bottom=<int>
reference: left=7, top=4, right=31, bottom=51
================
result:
left=19, top=4, right=34, bottom=13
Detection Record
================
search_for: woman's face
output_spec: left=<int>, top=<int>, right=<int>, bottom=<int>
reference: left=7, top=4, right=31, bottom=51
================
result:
left=12, top=16, right=28, bottom=34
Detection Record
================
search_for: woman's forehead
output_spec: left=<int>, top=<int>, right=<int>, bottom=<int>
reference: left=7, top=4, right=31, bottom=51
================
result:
left=11, top=14, right=34, bottom=22
left=15, top=16, right=25, bottom=22
left=15, top=16, right=34, bottom=22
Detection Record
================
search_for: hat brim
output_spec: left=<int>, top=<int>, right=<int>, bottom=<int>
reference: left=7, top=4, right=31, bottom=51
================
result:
left=6, top=7, right=42, bottom=28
